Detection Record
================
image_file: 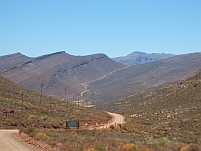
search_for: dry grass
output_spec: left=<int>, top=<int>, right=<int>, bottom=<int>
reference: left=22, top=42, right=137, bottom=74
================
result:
left=1, top=68, right=201, bottom=150
left=100, top=69, right=201, bottom=150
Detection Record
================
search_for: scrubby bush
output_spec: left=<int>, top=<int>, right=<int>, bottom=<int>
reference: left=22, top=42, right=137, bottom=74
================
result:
left=94, top=143, right=107, bottom=151
left=121, top=143, right=136, bottom=151
left=109, top=124, right=115, bottom=130
left=34, top=131, right=50, bottom=141
left=24, top=126, right=35, bottom=135
left=122, top=126, right=128, bottom=131
left=137, top=146, right=154, bottom=151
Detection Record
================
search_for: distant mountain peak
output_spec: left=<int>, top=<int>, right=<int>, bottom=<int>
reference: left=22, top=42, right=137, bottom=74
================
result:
left=113, top=51, right=175, bottom=65
left=130, top=51, right=146, bottom=54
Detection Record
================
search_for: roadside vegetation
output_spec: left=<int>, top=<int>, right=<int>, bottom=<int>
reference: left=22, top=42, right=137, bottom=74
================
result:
left=101, top=69, right=201, bottom=150
left=0, top=76, right=109, bottom=129
left=1, top=68, right=201, bottom=151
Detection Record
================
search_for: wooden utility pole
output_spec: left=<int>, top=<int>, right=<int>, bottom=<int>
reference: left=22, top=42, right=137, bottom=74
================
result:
left=40, top=82, right=44, bottom=105
left=77, top=93, right=80, bottom=109
left=48, top=96, right=51, bottom=114
left=66, top=97, right=68, bottom=108
left=85, top=100, right=88, bottom=107
left=21, top=91, right=24, bottom=111
left=65, top=87, right=67, bottom=101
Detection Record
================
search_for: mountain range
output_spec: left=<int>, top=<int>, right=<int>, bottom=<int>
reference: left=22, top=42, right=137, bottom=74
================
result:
left=113, top=51, right=175, bottom=65
left=1, top=51, right=201, bottom=150
left=1, top=51, right=201, bottom=105
left=0, top=51, right=124, bottom=100
left=84, top=52, right=201, bottom=104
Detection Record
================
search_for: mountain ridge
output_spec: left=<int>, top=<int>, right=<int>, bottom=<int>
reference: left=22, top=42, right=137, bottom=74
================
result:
left=0, top=53, right=32, bottom=73
left=84, top=52, right=201, bottom=104
left=1, top=51, right=201, bottom=105
left=0, top=51, right=125, bottom=99
left=113, top=51, right=175, bottom=65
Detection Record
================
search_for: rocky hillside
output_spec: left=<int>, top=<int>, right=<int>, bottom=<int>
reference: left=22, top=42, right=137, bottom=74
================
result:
left=101, top=68, right=201, bottom=145
left=84, top=52, right=201, bottom=104
left=0, top=51, right=125, bottom=99
left=113, top=51, right=175, bottom=65
left=0, top=53, right=32, bottom=72
left=0, top=75, right=109, bottom=129
left=1, top=51, right=201, bottom=106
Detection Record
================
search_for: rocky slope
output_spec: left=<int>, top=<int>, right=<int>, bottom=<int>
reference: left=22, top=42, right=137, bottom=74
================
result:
left=101, top=68, right=201, bottom=145
left=84, top=52, right=201, bottom=104
left=0, top=51, right=125, bottom=99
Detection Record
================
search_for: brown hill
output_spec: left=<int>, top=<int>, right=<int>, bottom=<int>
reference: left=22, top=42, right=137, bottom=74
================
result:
left=0, top=52, right=32, bottom=72
left=0, top=51, right=125, bottom=99
left=0, top=74, right=109, bottom=129
left=101, top=68, right=201, bottom=145
left=84, top=52, right=201, bottom=104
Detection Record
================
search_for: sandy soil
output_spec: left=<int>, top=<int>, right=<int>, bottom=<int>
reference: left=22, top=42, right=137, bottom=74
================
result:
left=0, top=129, right=54, bottom=151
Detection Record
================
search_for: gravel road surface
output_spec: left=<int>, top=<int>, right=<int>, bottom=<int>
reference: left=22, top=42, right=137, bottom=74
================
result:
left=0, top=129, right=34, bottom=151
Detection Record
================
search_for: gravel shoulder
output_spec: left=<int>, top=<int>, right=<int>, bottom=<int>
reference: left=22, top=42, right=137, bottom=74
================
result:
left=0, top=129, right=48, bottom=151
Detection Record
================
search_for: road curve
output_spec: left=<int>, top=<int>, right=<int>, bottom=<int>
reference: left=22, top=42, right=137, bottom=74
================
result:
left=93, top=112, right=125, bottom=129
left=107, top=112, right=125, bottom=125
left=0, top=129, right=32, bottom=151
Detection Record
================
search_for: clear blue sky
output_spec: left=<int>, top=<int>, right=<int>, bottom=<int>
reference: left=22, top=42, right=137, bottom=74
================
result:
left=0, top=0, right=201, bottom=58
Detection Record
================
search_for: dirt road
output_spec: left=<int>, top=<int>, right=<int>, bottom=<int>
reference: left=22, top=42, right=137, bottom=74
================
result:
left=107, top=112, right=125, bottom=125
left=81, top=65, right=130, bottom=97
left=0, top=129, right=33, bottom=151
left=0, top=112, right=125, bottom=150
left=91, top=112, right=125, bottom=129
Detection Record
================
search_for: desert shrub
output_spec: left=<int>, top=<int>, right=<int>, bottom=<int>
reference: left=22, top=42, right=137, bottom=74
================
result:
left=181, top=118, right=190, bottom=124
left=34, top=131, right=50, bottom=141
left=40, top=115, right=48, bottom=120
left=188, top=145, right=200, bottom=151
left=84, top=148, right=95, bottom=151
left=137, top=146, right=154, bottom=151
left=6, top=119, right=18, bottom=127
left=109, top=124, right=115, bottom=130
left=180, top=145, right=200, bottom=151
left=122, top=126, right=128, bottom=131
left=121, top=143, right=136, bottom=151
left=94, top=143, right=108, bottom=151
left=180, top=146, right=190, bottom=151
left=24, top=126, right=35, bottom=135
left=194, top=84, right=198, bottom=87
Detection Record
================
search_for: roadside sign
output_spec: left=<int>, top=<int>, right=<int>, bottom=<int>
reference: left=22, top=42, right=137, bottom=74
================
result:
left=66, top=121, right=79, bottom=129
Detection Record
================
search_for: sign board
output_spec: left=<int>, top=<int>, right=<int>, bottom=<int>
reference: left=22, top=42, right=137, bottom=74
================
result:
left=66, top=121, right=79, bottom=129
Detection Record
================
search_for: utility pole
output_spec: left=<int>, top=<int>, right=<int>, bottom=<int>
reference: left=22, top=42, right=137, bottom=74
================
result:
left=40, top=82, right=44, bottom=105
left=66, top=97, right=68, bottom=108
left=77, top=93, right=80, bottom=109
left=49, top=96, right=52, bottom=115
left=21, top=91, right=24, bottom=111
left=85, top=100, right=88, bottom=107
left=65, top=87, right=67, bottom=101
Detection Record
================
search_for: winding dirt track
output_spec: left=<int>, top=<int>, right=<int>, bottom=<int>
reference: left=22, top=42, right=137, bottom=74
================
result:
left=0, top=129, right=32, bottom=151
left=107, top=112, right=125, bottom=125
left=0, top=112, right=125, bottom=150
left=81, top=65, right=130, bottom=97
left=90, top=112, right=125, bottom=130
